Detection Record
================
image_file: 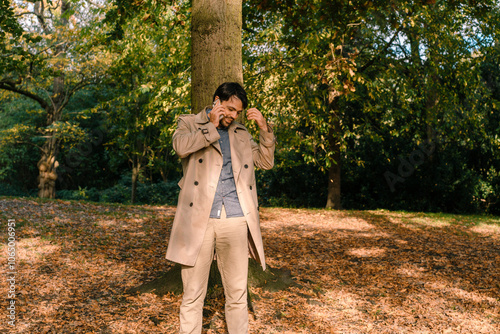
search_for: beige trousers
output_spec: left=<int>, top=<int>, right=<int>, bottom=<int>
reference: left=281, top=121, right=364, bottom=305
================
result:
left=179, top=206, right=249, bottom=334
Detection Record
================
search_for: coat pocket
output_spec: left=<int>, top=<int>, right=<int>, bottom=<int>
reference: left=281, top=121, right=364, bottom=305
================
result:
left=177, top=177, right=185, bottom=189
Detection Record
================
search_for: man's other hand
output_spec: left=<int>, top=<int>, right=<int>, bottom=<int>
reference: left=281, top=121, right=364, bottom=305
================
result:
left=246, top=108, right=268, bottom=131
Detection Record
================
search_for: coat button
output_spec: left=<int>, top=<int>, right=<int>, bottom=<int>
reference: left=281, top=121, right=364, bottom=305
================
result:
left=189, top=202, right=193, bottom=207
left=199, top=159, right=203, bottom=163
left=194, top=181, right=199, bottom=186
left=250, top=186, right=253, bottom=190
left=244, top=164, right=248, bottom=168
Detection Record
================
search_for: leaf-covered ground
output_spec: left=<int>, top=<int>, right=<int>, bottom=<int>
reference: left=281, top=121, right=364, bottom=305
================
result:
left=1, top=197, right=499, bottom=333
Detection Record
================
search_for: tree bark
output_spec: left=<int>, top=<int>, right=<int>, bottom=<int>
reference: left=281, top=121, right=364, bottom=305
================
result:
left=325, top=99, right=342, bottom=210
left=131, top=162, right=141, bottom=204
left=191, top=0, right=243, bottom=113
left=38, top=125, right=59, bottom=199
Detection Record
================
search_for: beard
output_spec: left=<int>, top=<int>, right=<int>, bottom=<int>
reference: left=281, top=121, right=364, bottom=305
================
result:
left=220, top=116, right=234, bottom=128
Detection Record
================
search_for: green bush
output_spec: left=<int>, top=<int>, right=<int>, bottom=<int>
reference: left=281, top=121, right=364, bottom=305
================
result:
left=56, top=175, right=180, bottom=205
left=0, top=183, right=31, bottom=197
left=57, top=186, right=101, bottom=202
left=135, top=181, right=179, bottom=205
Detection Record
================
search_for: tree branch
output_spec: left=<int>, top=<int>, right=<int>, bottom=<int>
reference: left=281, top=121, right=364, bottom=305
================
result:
left=13, top=139, right=45, bottom=153
left=58, top=79, right=96, bottom=113
left=14, top=11, right=45, bottom=18
left=0, top=82, right=48, bottom=110
left=359, top=23, right=405, bottom=73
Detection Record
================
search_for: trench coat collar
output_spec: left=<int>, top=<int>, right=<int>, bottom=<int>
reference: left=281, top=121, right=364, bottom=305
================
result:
left=195, top=107, right=211, bottom=124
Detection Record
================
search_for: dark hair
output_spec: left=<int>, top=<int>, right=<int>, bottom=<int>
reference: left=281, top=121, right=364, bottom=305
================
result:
left=213, top=82, right=248, bottom=109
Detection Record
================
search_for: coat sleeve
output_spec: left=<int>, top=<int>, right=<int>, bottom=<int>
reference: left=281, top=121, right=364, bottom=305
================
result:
left=251, top=125, right=276, bottom=170
left=173, top=115, right=220, bottom=159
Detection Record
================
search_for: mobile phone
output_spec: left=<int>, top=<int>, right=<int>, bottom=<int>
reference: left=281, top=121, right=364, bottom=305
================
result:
left=213, top=99, right=224, bottom=120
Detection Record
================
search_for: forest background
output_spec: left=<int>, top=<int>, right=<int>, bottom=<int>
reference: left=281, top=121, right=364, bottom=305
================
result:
left=1, top=0, right=500, bottom=215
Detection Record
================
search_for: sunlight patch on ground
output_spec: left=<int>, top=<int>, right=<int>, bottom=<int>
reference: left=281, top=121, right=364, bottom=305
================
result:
left=109, top=320, right=143, bottom=333
left=71, top=256, right=132, bottom=278
left=303, top=214, right=374, bottom=231
left=401, top=290, right=499, bottom=334
left=96, top=219, right=118, bottom=227
left=429, top=282, right=499, bottom=306
left=15, top=237, right=60, bottom=263
left=386, top=216, right=421, bottom=230
left=31, top=300, right=59, bottom=318
left=261, top=208, right=374, bottom=232
left=129, top=231, right=147, bottom=237
left=470, top=223, right=500, bottom=237
left=386, top=215, right=452, bottom=228
left=328, top=217, right=374, bottom=231
left=347, top=247, right=386, bottom=258
left=396, top=264, right=425, bottom=278
left=357, top=231, right=391, bottom=238
left=372, top=210, right=456, bottom=228
left=323, top=289, right=366, bottom=310
left=319, top=289, right=376, bottom=330
left=128, top=218, right=146, bottom=224
left=408, top=217, right=451, bottom=227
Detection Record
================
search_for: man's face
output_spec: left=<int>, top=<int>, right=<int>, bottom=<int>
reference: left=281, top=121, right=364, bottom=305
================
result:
left=218, top=96, right=244, bottom=127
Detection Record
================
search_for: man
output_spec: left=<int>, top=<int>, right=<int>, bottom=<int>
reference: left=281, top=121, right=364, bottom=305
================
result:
left=166, top=82, right=275, bottom=333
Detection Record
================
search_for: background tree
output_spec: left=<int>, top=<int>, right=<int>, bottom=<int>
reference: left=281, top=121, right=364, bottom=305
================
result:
left=244, top=0, right=411, bottom=209
left=0, top=0, right=109, bottom=198
left=100, top=0, right=191, bottom=203
left=243, top=0, right=500, bottom=212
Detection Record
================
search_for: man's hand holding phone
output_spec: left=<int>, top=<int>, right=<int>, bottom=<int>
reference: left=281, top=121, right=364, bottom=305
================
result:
left=209, top=99, right=225, bottom=128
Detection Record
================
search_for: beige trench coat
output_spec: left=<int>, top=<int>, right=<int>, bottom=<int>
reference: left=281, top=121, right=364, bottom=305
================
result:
left=165, top=108, right=275, bottom=270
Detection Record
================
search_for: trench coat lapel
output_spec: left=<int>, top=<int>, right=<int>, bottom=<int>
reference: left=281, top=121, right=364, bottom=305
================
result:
left=195, top=108, right=221, bottom=155
left=228, top=122, right=247, bottom=184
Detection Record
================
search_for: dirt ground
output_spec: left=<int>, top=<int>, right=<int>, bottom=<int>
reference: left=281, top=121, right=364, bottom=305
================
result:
left=0, top=198, right=499, bottom=333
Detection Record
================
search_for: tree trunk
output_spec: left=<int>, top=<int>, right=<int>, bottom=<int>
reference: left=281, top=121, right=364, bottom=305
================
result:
left=37, top=0, right=71, bottom=198
left=131, top=163, right=140, bottom=204
left=326, top=153, right=341, bottom=209
left=325, top=92, right=342, bottom=209
left=38, top=134, right=59, bottom=199
left=325, top=110, right=342, bottom=209
left=191, top=0, right=243, bottom=113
